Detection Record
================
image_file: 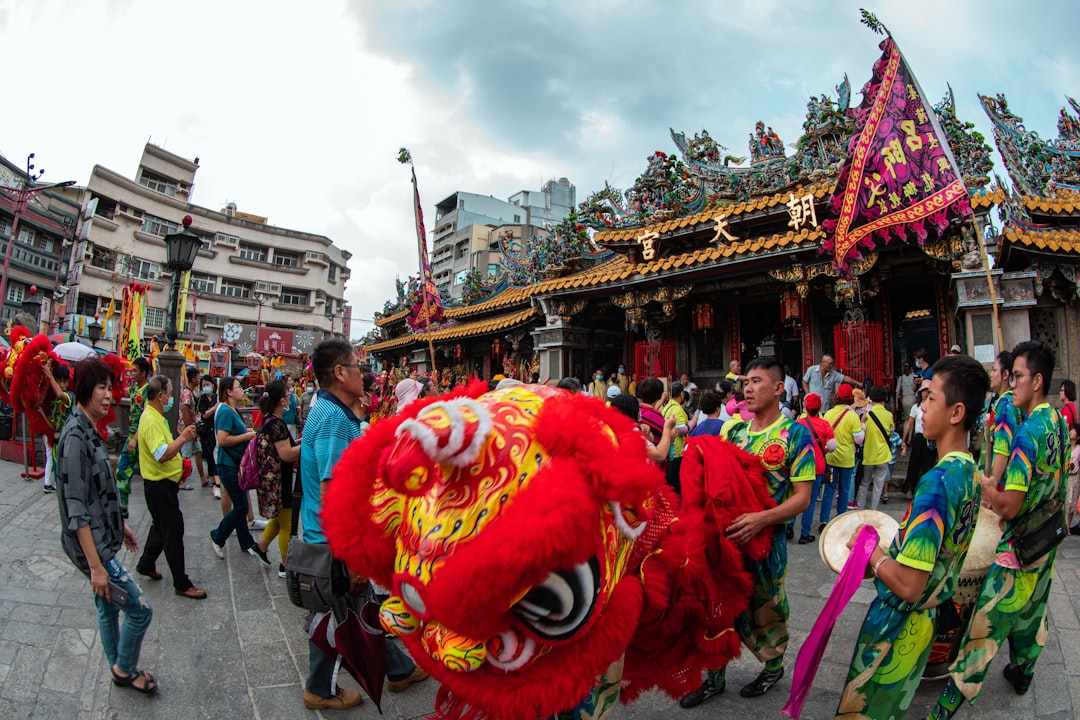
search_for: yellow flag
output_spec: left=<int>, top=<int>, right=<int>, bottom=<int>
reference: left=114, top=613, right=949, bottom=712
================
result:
left=105, top=296, right=116, bottom=319
left=177, top=271, right=192, bottom=332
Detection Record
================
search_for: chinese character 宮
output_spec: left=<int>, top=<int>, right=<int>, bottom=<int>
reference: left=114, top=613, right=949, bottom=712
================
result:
left=638, top=230, right=660, bottom=260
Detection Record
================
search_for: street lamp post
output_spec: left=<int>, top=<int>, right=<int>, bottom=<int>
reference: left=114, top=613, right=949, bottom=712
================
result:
left=20, top=285, right=43, bottom=331
left=254, top=292, right=268, bottom=353
left=159, top=215, right=202, bottom=429
left=0, top=153, right=74, bottom=323
left=87, top=315, right=103, bottom=348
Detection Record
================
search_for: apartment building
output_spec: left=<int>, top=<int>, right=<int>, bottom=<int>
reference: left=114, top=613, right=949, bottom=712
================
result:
left=69, top=144, right=351, bottom=356
left=0, top=154, right=81, bottom=330
left=431, top=178, right=575, bottom=302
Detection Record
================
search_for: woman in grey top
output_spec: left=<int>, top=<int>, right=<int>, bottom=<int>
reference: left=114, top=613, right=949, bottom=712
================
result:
left=56, top=357, right=156, bottom=694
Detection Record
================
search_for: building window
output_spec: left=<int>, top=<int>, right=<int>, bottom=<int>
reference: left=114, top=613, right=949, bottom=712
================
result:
left=120, top=255, right=161, bottom=281
left=138, top=170, right=178, bottom=197
left=0, top=217, right=10, bottom=237
left=145, top=307, right=166, bottom=329
left=190, top=273, right=217, bottom=294
left=7, top=283, right=24, bottom=304
left=140, top=214, right=178, bottom=237
left=328, top=264, right=337, bottom=282
left=514, top=214, right=521, bottom=223
left=273, top=250, right=299, bottom=268
left=180, top=314, right=194, bottom=335
left=238, top=244, right=267, bottom=263
left=220, top=278, right=251, bottom=299
left=214, top=232, right=239, bottom=247
left=280, top=288, right=309, bottom=306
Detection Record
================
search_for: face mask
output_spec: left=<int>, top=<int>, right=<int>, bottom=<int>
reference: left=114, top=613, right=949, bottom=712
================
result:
left=618, top=368, right=625, bottom=374
left=596, top=375, right=603, bottom=381
left=306, top=385, right=315, bottom=393
left=203, top=385, right=213, bottom=394
left=164, top=397, right=174, bottom=412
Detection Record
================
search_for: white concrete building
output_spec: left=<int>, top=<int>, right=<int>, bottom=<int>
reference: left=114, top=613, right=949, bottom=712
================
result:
left=69, top=144, right=351, bottom=357
left=431, top=178, right=575, bottom=302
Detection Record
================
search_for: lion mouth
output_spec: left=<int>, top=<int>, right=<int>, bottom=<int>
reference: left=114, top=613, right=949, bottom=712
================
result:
left=510, top=557, right=601, bottom=642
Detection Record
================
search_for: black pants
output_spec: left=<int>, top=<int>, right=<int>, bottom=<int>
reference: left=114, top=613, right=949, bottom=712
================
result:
left=138, top=480, right=193, bottom=591
left=290, top=465, right=303, bottom=539
left=666, top=456, right=683, bottom=495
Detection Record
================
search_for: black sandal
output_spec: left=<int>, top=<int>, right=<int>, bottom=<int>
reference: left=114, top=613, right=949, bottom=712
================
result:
left=112, top=668, right=158, bottom=695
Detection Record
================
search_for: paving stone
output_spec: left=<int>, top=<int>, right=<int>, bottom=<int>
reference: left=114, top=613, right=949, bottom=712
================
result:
left=1, top=644, right=48, bottom=702
left=40, top=653, right=88, bottom=694
left=1, top=621, right=61, bottom=648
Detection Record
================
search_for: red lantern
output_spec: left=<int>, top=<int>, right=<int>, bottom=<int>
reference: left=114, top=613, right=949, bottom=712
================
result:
left=781, top=289, right=801, bottom=324
left=491, top=338, right=504, bottom=361
left=699, top=302, right=714, bottom=331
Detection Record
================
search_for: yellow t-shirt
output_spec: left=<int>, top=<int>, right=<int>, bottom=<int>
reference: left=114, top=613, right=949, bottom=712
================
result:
left=138, top=405, right=181, bottom=481
left=662, top=399, right=689, bottom=459
left=823, top=405, right=862, bottom=469
left=862, top=404, right=895, bottom=465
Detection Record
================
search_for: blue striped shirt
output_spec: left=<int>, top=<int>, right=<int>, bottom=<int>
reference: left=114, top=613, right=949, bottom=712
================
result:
left=300, top=389, right=364, bottom=543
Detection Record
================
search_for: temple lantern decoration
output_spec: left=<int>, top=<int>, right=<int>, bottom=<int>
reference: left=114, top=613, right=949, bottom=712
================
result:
left=453, top=343, right=463, bottom=364
left=691, top=302, right=714, bottom=332
left=490, top=338, right=504, bottom=361
left=781, top=288, right=801, bottom=325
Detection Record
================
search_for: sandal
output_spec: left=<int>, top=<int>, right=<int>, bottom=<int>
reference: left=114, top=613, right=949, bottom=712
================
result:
left=112, top=668, right=158, bottom=695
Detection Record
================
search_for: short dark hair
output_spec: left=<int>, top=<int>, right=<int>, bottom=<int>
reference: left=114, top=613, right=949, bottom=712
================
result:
left=1061, top=379, right=1076, bottom=402
left=869, top=385, right=889, bottom=403
left=1011, top=340, right=1055, bottom=395
left=201, top=374, right=216, bottom=388
left=699, top=390, right=722, bottom=415
left=610, top=393, right=640, bottom=422
left=635, top=377, right=664, bottom=404
left=312, top=339, right=356, bottom=387
left=71, top=357, right=115, bottom=406
left=995, top=350, right=1015, bottom=378
left=746, top=356, right=785, bottom=382
left=132, top=357, right=151, bottom=375
left=716, top=378, right=734, bottom=398
left=259, top=379, right=287, bottom=415
left=931, top=355, right=990, bottom=431
left=914, top=348, right=929, bottom=361
left=146, top=374, right=171, bottom=401
left=52, top=363, right=70, bottom=382
left=556, top=377, right=581, bottom=393
left=670, top=382, right=685, bottom=400
left=186, top=367, right=200, bottom=383
left=363, top=371, right=377, bottom=394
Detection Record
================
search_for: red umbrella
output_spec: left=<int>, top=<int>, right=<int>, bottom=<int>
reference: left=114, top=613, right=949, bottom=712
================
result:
left=309, top=596, right=387, bottom=709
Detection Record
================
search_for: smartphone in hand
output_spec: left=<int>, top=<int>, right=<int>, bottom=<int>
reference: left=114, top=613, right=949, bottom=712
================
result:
left=108, top=581, right=129, bottom=607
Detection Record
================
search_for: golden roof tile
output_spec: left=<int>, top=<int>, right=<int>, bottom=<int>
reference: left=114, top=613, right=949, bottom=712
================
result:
left=1003, top=227, right=1080, bottom=255
left=374, top=309, right=409, bottom=327
left=365, top=306, right=541, bottom=353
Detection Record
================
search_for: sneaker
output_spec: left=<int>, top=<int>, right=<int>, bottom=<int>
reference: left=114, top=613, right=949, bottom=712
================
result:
left=248, top=518, right=268, bottom=531
left=247, top=546, right=272, bottom=567
left=43, top=484, right=55, bottom=494
left=212, top=486, right=221, bottom=499
left=818, top=522, right=827, bottom=533
left=278, top=563, right=287, bottom=579
left=387, top=665, right=429, bottom=693
left=121, top=508, right=129, bottom=520
left=1002, top=663, right=1033, bottom=695
left=303, top=688, right=362, bottom=710
left=847, top=502, right=859, bottom=510
left=739, top=666, right=784, bottom=698
left=210, top=533, right=225, bottom=559
left=785, top=525, right=794, bottom=540
left=678, top=678, right=725, bottom=708
left=798, top=535, right=815, bottom=545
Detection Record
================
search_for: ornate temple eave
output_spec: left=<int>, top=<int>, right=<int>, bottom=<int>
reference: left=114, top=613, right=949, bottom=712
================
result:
left=1002, top=227, right=1080, bottom=257
left=1021, top=195, right=1080, bottom=217
left=374, top=309, right=409, bottom=327
left=365, top=306, right=542, bottom=354
left=594, top=183, right=835, bottom=243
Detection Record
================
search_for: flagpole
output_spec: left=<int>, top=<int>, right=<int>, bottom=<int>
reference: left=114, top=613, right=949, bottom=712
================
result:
left=971, top=216, right=1005, bottom=350
left=401, top=150, right=439, bottom=376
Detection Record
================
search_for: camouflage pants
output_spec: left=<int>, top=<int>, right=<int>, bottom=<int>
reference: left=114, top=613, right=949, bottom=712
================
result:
left=555, top=657, right=623, bottom=720
left=946, top=557, right=1054, bottom=703
left=836, top=597, right=937, bottom=719
left=115, top=445, right=138, bottom=510
left=735, top=528, right=790, bottom=662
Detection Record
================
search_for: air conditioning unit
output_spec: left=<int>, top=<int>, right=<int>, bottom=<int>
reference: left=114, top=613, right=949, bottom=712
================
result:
left=254, top=281, right=281, bottom=295
left=215, top=233, right=239, bottom=247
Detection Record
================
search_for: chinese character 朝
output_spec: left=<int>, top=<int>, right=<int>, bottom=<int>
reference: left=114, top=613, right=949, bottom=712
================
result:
left=786, top=193, right=819, bottom=231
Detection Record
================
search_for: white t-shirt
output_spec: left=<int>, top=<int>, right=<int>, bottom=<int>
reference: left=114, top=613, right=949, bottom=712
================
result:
left=910, top=403, right=924, bottom=435
left=784, top=375, right=800, bottom=403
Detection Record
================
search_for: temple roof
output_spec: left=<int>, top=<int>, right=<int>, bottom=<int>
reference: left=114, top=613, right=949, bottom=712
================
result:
left=365, top=306, right=541, bottom=353
left=1003, top=227, right=1080, bottom=256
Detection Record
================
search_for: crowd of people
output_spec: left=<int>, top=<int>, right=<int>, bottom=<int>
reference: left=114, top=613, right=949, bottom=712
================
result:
left=41, top=335, right=1079, bottom=717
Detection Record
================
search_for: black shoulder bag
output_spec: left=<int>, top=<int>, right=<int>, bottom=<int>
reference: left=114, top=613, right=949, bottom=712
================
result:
left=1013, top=414, right=1069, bottom=567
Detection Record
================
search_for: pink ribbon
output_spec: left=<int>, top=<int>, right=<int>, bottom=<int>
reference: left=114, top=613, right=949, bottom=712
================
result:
left=781, top=525, right=880, bottom=719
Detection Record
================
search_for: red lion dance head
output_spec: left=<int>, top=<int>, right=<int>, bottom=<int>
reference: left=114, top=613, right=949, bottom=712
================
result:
left=324, top=382, right=775, bottom=719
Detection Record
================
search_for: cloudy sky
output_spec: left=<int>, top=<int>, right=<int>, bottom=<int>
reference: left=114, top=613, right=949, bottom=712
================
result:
left=2, top=0, right=1077, bottom=338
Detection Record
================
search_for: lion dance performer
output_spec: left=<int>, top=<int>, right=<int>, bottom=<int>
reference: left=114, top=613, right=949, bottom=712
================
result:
left=322, top=380, right=775, bottom=719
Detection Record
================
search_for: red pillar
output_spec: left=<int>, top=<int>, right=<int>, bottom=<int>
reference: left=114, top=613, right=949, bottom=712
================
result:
left=728, top=306, right=741, bottom=364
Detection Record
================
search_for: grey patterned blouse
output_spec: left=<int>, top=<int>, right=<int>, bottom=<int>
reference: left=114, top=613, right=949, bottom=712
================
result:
left=56, top=406, right=123, bottom=576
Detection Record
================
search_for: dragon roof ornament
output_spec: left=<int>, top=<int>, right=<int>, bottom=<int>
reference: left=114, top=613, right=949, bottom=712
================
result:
left=980, top=92, right=1080, bottom=197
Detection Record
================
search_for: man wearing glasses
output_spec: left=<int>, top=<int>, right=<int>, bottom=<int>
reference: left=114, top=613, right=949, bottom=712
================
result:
left=299, top=340, right=426, bottom=710
left=931, top=341, right=1069, bottom=718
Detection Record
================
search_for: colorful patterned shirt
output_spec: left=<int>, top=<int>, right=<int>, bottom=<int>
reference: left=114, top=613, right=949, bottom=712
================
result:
left=879, top=451, right=979, bottom=607
left=127, top=382, right=147, bottom=438
left=723, top=414, right=815, bottom=505
left=998, top=403, right=1069, bottom=553
left=982, top=390, right=1023, bottom=477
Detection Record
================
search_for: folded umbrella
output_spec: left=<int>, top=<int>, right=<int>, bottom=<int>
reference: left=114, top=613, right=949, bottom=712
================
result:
left=309, top=594, right=387, bottom=710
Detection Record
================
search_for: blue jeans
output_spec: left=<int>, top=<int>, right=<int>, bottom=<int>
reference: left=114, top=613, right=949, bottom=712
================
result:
left=94, top=557, right=153, bottom=674
left=211, top=465, right=255, bottom=551
left=819, top=465, right=854, bottom=526
left=799, top=472, right=825, bottom=539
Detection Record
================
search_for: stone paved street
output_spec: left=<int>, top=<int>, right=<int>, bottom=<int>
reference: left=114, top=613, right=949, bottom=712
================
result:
left=0, top=455, right=1076, bottom=719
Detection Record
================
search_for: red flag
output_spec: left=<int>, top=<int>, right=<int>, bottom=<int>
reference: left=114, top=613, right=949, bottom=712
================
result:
left=407, top=164, right=443, bottom=330
left=822, top=36, right=971, bottom=274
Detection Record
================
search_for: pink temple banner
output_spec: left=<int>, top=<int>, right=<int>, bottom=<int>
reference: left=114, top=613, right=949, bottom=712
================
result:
left=407, top=165, right=444, bottom=331
left=823, top=36, right=971, bottom=273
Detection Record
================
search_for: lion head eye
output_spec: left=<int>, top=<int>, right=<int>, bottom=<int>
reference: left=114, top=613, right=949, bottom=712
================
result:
left=510, top=558, right=600, bottom=641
